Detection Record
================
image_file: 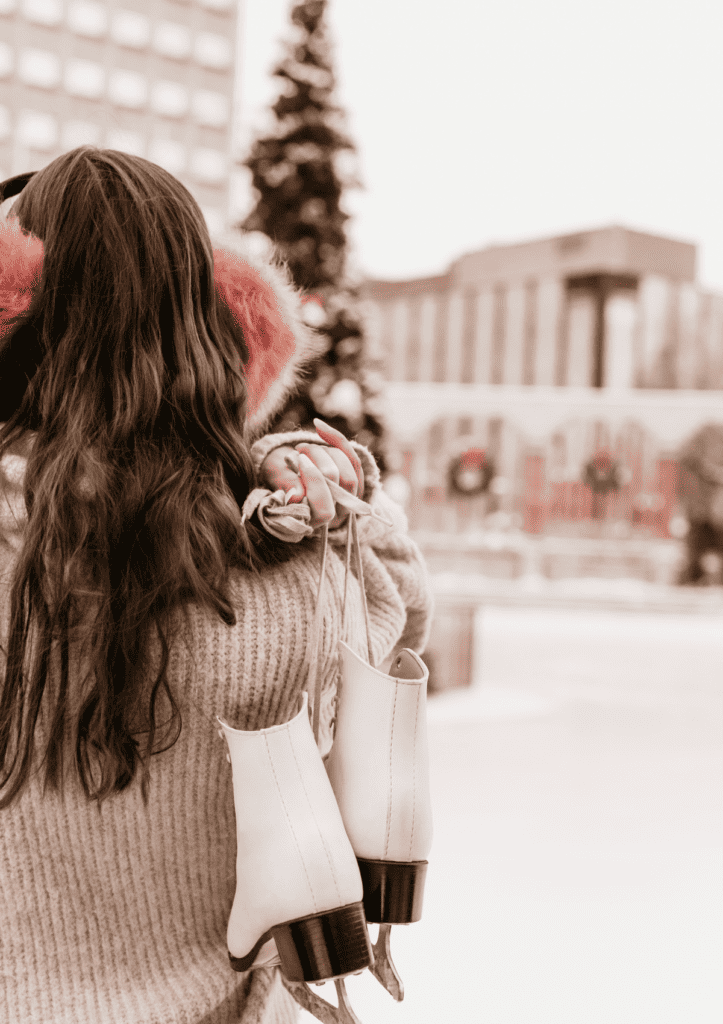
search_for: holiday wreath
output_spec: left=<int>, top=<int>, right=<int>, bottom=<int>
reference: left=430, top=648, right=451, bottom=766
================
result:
left=582, top=450, right=625, bottom=495
left=448, top=446, right=496, bottom=497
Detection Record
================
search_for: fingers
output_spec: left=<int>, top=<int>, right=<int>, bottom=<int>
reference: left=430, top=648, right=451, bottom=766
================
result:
left=312, top=418, right=365, bottom=497
left=326, top=448, right=360, bottom=495
left=259, top=446, right=305, bottom=501
left=281, top=453, right=305, bottom=502
left=295, top=443, right=341, bottom=487
left=297, top=452, right=335, bottom=526
left=259, top=421, right=367, bottom=532
left=296, top=442, right=359, bottom=496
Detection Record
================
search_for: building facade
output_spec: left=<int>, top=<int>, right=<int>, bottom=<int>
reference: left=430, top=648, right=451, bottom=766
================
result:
left=360, top=227, right=723, bottom=543
left=361, top=225, right=723, bottom=392
left=0, top=0, right=239, bottom=234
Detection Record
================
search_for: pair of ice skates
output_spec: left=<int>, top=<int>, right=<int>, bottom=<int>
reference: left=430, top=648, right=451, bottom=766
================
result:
left=217, top=505, right=433, bottom=1024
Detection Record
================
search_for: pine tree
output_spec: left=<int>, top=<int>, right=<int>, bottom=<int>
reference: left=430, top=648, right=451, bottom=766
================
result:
left=239, top=0, right=388, bottom=468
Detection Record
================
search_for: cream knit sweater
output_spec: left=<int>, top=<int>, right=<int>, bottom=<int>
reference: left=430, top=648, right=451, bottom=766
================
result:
left=0, top=432, right=433, bottom=1024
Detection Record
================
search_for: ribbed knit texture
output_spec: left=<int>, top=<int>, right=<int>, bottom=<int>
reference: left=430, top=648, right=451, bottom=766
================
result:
left=0, top=436, right=433, bottom=1024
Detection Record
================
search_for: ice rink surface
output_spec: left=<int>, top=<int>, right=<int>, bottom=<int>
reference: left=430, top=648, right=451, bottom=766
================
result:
left=302, top=606, right=723, bottom=1024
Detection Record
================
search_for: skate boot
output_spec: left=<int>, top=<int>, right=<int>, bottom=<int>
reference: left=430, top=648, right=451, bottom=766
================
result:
left=313, top=512, right=430, bottom=999
left=217, top=691, right=373, bottom=1023
left=325, top=513, right=433, bottom=1001
left=326, top=642, right=432, bottom=1001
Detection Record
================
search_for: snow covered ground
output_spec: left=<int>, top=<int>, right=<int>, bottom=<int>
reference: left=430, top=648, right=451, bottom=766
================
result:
left=301, top=606, right=723, bottom=1024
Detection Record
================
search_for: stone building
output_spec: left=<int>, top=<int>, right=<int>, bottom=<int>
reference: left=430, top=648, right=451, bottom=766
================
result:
left=0, top=0, right=239, bottom=234
left=362, top=228, right=723, bottom=563
left=361, top=225, right=723, bottom=392
left=361, top=226, right=723, bottom=689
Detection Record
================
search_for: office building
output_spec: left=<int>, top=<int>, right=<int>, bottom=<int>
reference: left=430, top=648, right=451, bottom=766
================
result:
left=360, top=227, right=723, bottom=545
left=361, top=225, right=723, bottom=391
left=0, top=0, right=240, bottom=234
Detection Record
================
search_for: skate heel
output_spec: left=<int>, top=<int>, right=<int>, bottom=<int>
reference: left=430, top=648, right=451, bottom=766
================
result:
left=271, top=901, right=373, bottom=983
left=357, top=859, right=428, bottom=924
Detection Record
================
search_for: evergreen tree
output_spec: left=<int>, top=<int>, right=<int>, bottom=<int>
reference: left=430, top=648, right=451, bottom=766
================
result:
left=239, top=0, right=388, bottom=468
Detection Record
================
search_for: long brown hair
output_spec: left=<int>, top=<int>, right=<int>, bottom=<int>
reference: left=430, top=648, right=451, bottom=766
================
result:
left=0, top=147, right=284, bottom=807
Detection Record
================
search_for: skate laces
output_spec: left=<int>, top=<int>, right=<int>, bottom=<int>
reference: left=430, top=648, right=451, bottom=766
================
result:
left=242, top=476, right=393, bottom=745
left=305, top=497, right=386, bottom=745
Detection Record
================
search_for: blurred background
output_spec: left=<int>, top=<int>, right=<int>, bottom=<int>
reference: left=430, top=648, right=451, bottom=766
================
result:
left=1, top=0, right=722, bottom=1020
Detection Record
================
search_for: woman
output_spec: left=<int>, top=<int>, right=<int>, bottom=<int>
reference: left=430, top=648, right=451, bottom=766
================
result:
left=0, top=148, right=432, bottom=1023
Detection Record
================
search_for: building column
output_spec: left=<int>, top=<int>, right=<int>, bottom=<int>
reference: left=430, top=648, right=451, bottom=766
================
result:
left=502, top=283, right=526, bottom=385
left=534, top=278, right=563, bottom=386
left=565, top=273, right=638, bottom=387
left=604, top=291, right=638, bottom=389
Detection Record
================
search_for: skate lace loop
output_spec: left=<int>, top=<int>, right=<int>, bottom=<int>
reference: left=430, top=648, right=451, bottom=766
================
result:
left=305, top=484, right=391, bottom=744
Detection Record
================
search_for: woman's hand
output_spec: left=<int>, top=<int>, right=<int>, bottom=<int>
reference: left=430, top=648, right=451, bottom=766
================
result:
left=260, top=419, right=365, bottom=530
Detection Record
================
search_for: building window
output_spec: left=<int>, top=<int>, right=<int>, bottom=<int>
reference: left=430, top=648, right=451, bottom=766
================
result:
left=108, top=69, right=148, bottom=109
left=190, top=147, right=226, bottom=185
left=460, top=289, right=478, bottom=384
left=62, top=120, right=101, bottom=149
left=106, top=129, right=144, bottom=156
left=0, top=0, right=18, bottom=16
left=0, top=106, right=11, bottom=141
left=66, top=0, right=107, bottom=37
left=433, top=295, right=448, bottom=383
left=0, top=43, right=13, bottom=79
left=191, top=90, right=230, bottom=128
left=111, top=10, right=150, bottom=49
left=152, top=22, right=191, bottom=60
left=148, top=137, right=185, bottom=175
left=405, top=297, right=422, bottom=382
left=22, top=0, right=63, bottom=25
left=491, top=286, right=506, bottom=385
left=193, top=32, right=232, bottom=69
left=150, top=80, right=188, bottom=118
left=19, top=49, right=62, bottom=89
left=65, top=59, right=105, bottom=99
left=17, top=109, right=58, bottom=150
left=522, top=280, right=538, bottom=385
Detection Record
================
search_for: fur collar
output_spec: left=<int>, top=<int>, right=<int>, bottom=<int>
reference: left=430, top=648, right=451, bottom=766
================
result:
left=0, top=218, right=323, bottom=436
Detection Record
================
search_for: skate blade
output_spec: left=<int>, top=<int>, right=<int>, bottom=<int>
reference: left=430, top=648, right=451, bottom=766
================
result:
left=283, top=976, right=365, bottom=1024
left=370, top=924, right=404, bottom=1002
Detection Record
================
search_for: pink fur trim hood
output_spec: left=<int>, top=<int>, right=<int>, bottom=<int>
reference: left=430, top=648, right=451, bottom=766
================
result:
left=0, top=218, right=324, bottom=436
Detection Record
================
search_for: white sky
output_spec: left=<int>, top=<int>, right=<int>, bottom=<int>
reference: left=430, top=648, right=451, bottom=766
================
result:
left=237, top=0, right=723, bottom=292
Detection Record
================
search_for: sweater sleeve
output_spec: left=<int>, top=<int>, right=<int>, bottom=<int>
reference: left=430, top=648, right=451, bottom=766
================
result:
left=250, top=430, right=434, bottom=662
